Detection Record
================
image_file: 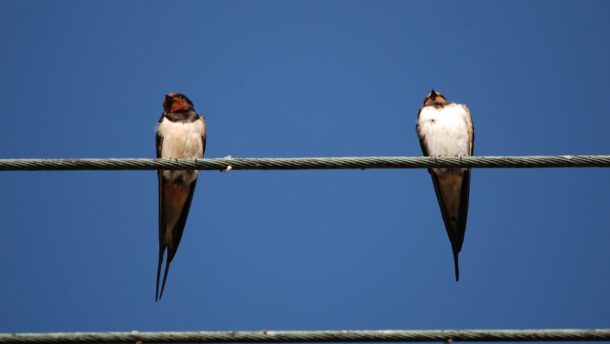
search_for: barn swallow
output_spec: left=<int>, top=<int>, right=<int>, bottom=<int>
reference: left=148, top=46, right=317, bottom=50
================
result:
left=155, top=92, right=206, bottom=301
left=416, top=89, right=474, bottom=281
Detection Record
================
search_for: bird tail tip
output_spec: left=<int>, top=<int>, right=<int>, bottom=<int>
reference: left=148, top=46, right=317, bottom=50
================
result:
left=453, top=251, right=460, bottom=282
left=156, top=247, right=165, bottom=302
left=158, top=258, right=171, bottom=301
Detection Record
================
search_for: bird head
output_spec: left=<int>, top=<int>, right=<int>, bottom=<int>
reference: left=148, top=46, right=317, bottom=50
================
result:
left=163, top=92, right=194, bottom=113
left=424, top=89, right=449, bottom=107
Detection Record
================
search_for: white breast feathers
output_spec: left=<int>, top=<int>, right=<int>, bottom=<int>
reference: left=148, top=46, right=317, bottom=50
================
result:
left=156, top=116, right=206, bottom=184
left=157, top=117, right=205, bottom=160
left=417, top=103, right=472, bottom=157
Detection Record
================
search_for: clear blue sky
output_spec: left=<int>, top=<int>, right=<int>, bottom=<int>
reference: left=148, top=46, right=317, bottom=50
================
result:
left=1, top=0, right=609, bottom=333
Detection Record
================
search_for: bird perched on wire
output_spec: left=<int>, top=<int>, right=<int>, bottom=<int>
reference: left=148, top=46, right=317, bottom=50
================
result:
left=155, top=92, right=206, bottom=301
left=416, top=89, right=474, bottom=281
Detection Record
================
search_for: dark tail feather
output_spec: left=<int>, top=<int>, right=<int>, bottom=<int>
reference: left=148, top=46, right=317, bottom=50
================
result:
left=156, top=247, right=165, bottom=302
left=158, top=256, right=172, bottom=301
left=453, top=250, right=460, bottom=282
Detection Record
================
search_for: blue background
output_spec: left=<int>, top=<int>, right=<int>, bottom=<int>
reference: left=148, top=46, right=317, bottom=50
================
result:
left=1, top=0, right=609, bottom=333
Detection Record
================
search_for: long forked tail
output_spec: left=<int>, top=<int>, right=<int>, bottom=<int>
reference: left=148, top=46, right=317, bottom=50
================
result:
left=156, top=247, right=165, bottom=302
left=158, top=256, right=172, bottom=301
left=453, top=251, right=460, bottom=282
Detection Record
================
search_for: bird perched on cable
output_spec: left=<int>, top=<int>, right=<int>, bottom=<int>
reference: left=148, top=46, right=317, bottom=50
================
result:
left=416, top=89, right=474, bottom=281
left=155, top=92, right=206, bottom=301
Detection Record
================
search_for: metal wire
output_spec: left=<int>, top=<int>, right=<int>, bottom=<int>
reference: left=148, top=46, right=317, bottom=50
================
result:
left=1, top=329, right=609, bottom=343
left=0, top=155, right=609, bottom=171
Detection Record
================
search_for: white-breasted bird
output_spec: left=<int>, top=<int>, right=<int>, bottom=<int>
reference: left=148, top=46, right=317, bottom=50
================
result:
left=416, top=89, right=474, bottom=281
left=155, top=92, right=206, bottom=301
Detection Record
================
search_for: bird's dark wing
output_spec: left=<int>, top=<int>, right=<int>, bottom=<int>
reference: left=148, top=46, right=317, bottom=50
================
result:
left=416, top=109, right=430, bottom=156
left=429, top=171, right=467, bottom=282
left=457, top=170, right=471, bottom=251
left=200, top=114, right=207, bottom=155
left=155, top=123, right=167, bottom=301
left=158, top=176, right=198, bottom=301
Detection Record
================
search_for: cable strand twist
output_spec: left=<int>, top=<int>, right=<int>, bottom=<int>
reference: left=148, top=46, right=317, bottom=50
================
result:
left=0, top=155, right=609, bottom=171
left=2, top=329, right=610, bottom=343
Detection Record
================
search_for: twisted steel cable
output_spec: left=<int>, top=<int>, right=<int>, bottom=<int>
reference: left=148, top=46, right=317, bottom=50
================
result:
left=1, top=329, right=610, bottom=343
left=0, top=155, right=609, bottom=171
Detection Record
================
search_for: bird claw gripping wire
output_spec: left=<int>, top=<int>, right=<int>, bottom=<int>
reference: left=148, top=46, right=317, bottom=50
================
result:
left=221, top=155, right=233, bottom=172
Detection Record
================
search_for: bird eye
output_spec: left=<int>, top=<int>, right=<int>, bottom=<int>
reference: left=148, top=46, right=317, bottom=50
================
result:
left=177, top=95, right=184, bottom=99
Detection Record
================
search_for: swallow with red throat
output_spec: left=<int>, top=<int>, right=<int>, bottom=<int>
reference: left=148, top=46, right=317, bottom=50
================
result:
left=416, top=89, right=474, bottom=281
left=155, top=92, right=206, bottom=300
